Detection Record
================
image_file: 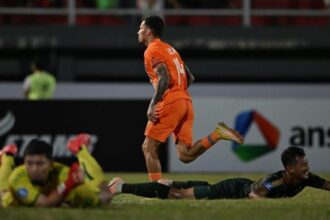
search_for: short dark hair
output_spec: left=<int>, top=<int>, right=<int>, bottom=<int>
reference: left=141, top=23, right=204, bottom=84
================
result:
left=24, top=139, right=53, bottom=160
left=31, top=58, right=46, bottom=70
left=281, top=146, right=305, bottom=168
left=142, top=16, right=165, bottom=37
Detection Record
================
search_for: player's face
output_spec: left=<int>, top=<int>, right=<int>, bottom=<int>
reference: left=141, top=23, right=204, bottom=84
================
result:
left=24, top=155, right=52, bottom=184
left=137, top=21, right=149, bottom=45
left=290, top=156, right=310, bottom=180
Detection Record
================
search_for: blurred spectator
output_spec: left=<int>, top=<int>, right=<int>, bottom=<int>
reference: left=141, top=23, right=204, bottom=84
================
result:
left=137, top=0, right=161, bottom=12
left=166, top=0, right=229, bottom=8
left=135, top=0, right=162, bottom=22
left=324, top=0, right=330, bottom=8
left=0, top=0, right=328, bottom=26
left=23, top=58, right=56, bottom=100
left=96, top=0, right=118, bottom=9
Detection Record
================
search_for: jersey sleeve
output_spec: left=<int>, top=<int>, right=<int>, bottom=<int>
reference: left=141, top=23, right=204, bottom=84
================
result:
left=258, top=172, right=283, bottom=191
left=306, top=172, right=326, bottom=189
left=145, top=49, right=166, bottom=68
left=260, top=176, right=274, bottom=191
left=9, top=171, right=40, bottom=206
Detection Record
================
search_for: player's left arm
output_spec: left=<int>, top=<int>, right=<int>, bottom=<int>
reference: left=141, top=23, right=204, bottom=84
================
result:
left=185, top=64, right=195, bottom=88
left=148, top=62, right=170, bottom=122
left=307, top=172, right=330, bottom=191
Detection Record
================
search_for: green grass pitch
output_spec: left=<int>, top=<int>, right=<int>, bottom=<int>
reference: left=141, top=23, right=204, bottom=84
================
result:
left=1, top=173, right=330, bottom=220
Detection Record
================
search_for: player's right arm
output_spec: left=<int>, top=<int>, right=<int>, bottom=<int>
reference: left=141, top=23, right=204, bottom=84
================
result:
left=148, top=62, right=170, bottom=122
left=248, top=176, right=274, bottom=199
left=22, top=77, right=31, bottom=98
left=34, top=163, right=84, bottom=207
left=34, top=190, right=66, bottom=207
left=248, top=186, right=268, bottom=199
left=307, top=172, right=330, bottom=191
left=11, top=163, right=83, bottom=207
left=185, top=64, right=195, bottom=88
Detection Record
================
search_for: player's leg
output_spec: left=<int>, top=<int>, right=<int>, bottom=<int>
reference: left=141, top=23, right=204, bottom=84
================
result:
left=193, top=178, right=252, bottom=199
left=167, top=179, right=237, bottom=200
left=67, top=134, right=112, bottom=207
left=162, top=179, right=210, bottom=189
left=143, top=100, right=187, bottom=181
left=67, top=134, right=104, bottom=186
left=175, top=100, right=243, bottom=163
left=0, top=144, right=17, bottom=192
left=159, top=179, right=210, bottom=199
left=108, top=177, right=171, bottom=199
left=177, top=127, right=244, bottom=163
left=108, top=177, right=214, bottom=200
left=142, top=137, right=163, bottom=181
left=108, top=177, right=213, bottom=200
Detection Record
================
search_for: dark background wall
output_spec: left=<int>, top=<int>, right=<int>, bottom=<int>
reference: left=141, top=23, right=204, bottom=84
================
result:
left=0, top=100, right=168, bottom=172
left=1, top=26, right=330, bottom=83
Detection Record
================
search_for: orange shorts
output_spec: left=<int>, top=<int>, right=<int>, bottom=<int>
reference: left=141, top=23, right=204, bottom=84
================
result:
left=144, top=99, right=194, bottom=146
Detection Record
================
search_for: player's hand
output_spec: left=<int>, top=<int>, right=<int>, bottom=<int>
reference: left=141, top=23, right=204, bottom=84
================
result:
left=71, top=165, right=85, bottom=185
left=147, top=105, right=158, bottom=123
left=58, top=163, right=84, bottom=197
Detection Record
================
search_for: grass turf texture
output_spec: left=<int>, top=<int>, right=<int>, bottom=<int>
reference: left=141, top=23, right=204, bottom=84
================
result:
left=1, top=173, right=330, bottom=220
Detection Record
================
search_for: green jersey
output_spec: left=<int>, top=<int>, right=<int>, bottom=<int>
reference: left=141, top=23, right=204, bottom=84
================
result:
left=185, top=171, right=326, bottom=199
left=24, top=71, right=56, bottom=100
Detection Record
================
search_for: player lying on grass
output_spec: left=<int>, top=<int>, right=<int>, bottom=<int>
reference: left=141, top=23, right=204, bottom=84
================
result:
left=108, top=146, right=330, bottom=199
left=0, top=134, right=112, bottom=207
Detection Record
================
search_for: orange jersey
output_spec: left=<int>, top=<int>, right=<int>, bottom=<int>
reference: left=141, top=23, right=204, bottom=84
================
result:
left=144, top=39, right=192, bottom=105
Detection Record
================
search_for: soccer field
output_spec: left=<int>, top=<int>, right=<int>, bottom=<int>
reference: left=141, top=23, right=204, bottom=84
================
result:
left=1, top=173, right=330, bottom=220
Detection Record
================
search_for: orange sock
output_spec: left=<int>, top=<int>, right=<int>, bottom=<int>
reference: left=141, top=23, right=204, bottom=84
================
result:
left=201, top=131, right=219, bottom=149
left=148, top=172, right=162, bottom=182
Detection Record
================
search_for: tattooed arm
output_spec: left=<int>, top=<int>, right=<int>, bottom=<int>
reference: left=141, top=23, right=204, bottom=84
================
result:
left=185, top=64, right=195, bottom=88
left=148, top=62, right=170, bottom=122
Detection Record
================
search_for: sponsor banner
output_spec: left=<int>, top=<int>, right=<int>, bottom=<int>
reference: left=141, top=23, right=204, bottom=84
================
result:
left=169, top=98, right=330, bottom=172
left=0, top=100, right=168, bottom=172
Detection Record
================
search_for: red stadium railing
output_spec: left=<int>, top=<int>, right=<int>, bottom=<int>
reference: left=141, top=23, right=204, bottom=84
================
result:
left=0, top=0, right=329, bottom=26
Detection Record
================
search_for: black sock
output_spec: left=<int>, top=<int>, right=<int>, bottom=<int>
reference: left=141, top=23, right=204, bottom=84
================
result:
left=172, top=181, right=210, bottom=189
left=122, top=182, right=170, bottom=199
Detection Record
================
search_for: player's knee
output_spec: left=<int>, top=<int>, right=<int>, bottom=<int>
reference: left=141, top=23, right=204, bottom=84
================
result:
left=178, top=154, right=194, bottom=164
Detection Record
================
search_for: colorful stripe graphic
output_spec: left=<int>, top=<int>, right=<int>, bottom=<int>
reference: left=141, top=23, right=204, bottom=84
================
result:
left=232, top=110, right=280, bottom=162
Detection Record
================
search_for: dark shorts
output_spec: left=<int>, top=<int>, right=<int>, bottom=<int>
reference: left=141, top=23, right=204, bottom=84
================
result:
left=193, top=178, right=253, bottom=199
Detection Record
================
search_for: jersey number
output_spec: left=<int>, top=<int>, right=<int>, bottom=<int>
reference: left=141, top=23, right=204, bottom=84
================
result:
left=173, top=58, right=185, bottom=86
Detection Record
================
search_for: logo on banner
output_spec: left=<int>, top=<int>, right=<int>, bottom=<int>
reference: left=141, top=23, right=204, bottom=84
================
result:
left=0, top=111, right=15, bottom=137
left=232, top=110, right=280, bottom=162
left=0, top=111, right=97, bottom=157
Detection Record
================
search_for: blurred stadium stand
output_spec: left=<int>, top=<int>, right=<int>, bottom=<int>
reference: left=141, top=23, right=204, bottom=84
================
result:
left=0, top=0, right=330, bottom=83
